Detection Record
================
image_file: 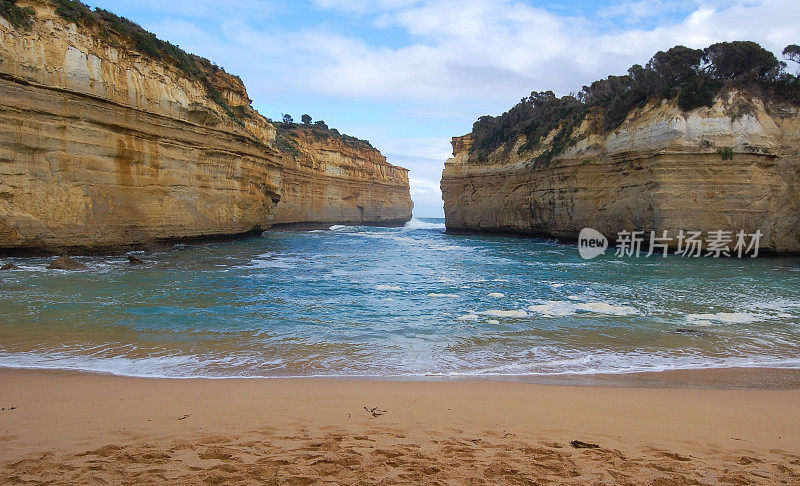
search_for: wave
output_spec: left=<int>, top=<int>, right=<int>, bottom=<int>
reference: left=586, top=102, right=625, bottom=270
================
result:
left=455, top=354, right=800, bottom=377
left=403, top=218, right=446, bottom=231
left=685, top=312, right=759, bottom=325
left=375, top=284, right=402, bottom=291
left=2, top=350, right=799, bottom=380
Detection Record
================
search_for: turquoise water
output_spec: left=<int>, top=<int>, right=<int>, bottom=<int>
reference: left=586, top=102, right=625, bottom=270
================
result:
left=1, top=218, right=799, bottom=378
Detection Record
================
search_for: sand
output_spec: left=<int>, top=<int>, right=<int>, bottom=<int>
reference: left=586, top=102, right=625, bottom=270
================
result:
left=1, top=368, right=799, bottom=484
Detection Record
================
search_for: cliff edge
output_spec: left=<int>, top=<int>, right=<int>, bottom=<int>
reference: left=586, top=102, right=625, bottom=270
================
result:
left=441, top=42, right=800, bottom=253
left=273, top=124, right=412, bottom=227
left=0, top=0, right=412, bottom=253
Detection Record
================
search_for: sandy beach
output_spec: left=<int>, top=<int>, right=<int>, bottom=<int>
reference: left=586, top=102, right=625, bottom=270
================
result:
left=1, top=368, right=799, bottom=484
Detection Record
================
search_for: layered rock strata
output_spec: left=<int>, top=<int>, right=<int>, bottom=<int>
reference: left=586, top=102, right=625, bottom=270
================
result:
left=441, top=92, right=800, bottom=252
left=274, top=127, right=412, bottom=226
left=0, top=0, right=412, bottom=253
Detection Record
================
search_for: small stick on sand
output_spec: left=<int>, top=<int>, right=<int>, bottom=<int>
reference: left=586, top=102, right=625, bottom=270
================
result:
left=570, top=440, right=600, bottom=449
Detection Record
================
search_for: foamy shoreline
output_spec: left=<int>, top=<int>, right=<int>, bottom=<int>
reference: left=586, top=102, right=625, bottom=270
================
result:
left=2, top=363, right=800, bottom=387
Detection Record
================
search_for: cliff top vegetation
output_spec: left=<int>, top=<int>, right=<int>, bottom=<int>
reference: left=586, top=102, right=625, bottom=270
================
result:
left=470, top=41, right=800, bottom=164
left=0, top=0, right=35, bottom=30
left=274, top=114, right=375, bottom=154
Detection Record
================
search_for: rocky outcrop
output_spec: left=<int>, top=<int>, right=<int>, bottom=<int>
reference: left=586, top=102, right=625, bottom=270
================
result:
left=441, top=91, right=800, bottom=252
left=274, top=127, right=412, bottom=226
left=0, top=0, right=411, bottom=253
left=46, top=255, right=87, bottom=270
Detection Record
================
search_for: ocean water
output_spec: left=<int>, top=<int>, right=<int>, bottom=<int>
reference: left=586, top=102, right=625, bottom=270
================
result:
left=1, top=218, right=799, bottom=379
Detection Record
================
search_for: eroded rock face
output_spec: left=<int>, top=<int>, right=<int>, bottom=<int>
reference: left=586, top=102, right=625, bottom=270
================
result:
left=0, top=1, right=283, bottom=253
left=441, top=93, right=800, bottom=252
left=0, top=0, right=412, bottom=253
left=274, top=129, right=413, bottom=226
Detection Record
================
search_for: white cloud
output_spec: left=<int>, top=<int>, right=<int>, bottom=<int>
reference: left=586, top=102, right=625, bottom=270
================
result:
left=304, top=0, right=800, bottom=103
left=599, top=0, right=695, bottom=21
left=148, top=0, right=800, bottom=110
left=311, top=0, right=422, bottom=14
left=102, top=0, right=276, bottom=20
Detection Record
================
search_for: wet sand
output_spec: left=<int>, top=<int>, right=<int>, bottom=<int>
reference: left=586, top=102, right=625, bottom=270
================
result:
left=1, top=368, right=799, bottom=484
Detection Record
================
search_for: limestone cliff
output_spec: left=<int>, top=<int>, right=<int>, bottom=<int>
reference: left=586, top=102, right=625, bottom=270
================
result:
left=441, top=91, right=800, bottom=252
left=274, top=126, right=412, bottom=226
left=0, top=0, right=411, bottom=253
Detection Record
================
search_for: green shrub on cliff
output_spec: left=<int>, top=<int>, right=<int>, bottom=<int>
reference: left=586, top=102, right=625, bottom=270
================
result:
left=53, top=1, right=201, bottom=77
left=676, top=75, right=721, bottom=111
left=52, top=0, right=91, bottom=24
left=274, top=132, right=301, bottom=157
left=716, top=147, right=734, bottom=160
left=199, top=77, right=244, bottom=128
left=471, top=41, right=800, bottom=164
left=0, top=0, right=35, bottom=30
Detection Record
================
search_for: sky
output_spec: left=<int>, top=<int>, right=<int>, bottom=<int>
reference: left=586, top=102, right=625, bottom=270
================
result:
left=84, top=0, right=800, bottom=217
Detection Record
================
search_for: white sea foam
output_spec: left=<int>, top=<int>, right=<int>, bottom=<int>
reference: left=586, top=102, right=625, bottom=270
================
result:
left=686, top=312, right=758, bottom=324
left=328, top=225, right=347, bottom=231
left=428, top=293, right=459, bottom=298
left=481, top=309, right=529, bottom=318
left=744, top=298, right=800, bottom=313
left=527, top=301, right=638, bottom=317
left=375, top=284, right=402, bottom=291
left=487, top=292, right=505, bottom=298
left=487, top=319, right=500, bottom=324
left=577, top=302, right=639, bottom=315
left=357, top=233, right=418, bottom=244
left=403, top=218, right=446, bottom=230
left=247, top=259, right=296, bottom=269
left=0, top=351, right=288, bottom=379
left=527, top=301, right=579, bottom=316
left=550, top=283, right=565, bottom=288
left=3, top=349, right=799, bottom=379
left=428, top=245, right=462, bottom=251
left=457, top=314, right=480, bottom=320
